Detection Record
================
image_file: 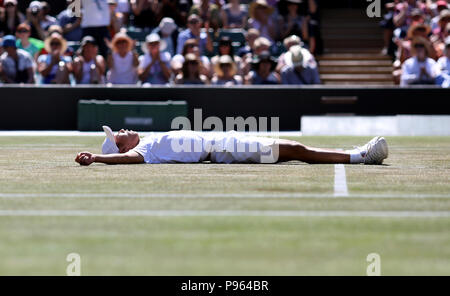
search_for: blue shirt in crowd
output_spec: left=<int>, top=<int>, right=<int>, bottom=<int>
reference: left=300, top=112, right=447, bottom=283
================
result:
left=57, top=9, right=83, bottom=41
left=281, top=65, right=321, bottom=85
left=176, top=29, right=208, bottom=55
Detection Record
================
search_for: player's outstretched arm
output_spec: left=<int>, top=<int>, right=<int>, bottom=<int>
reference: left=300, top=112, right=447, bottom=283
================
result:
left=75, top=151, right=144, bottom=166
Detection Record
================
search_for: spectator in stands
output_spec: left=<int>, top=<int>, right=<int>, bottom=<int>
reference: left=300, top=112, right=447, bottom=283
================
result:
left=174, top=53, right=209, bottom=84
left=73, top=36, right=106, bottom=84
left=41, top=2, right=57, bottom=27
left=434, top=22, right=450, bottom=57
left=138, top=33, right=171, bottom=85
left=15, top=23, right=42, bottom=60
left=115, top=0, right=131, bottom=26
left=152, top=17, right=178, bottom=56
left=106, top=32, right=138, bottom=84
left=237, top=28, right=260, bottom=57
left=245, top=50, right=280, bottom=84
left=47, top=25, right=64, bottom=38
left=298, top=0, right=320, bottom=54
left=221, top=0, right=248, bottom=29
left=57, top=0, right=82, bottom=42
left=436, top=36, right=450, bottom=87
left=431, top=9, right=450, bottom=45
left=248, top=0, right=277, bottom=43
left=211, top=54, right=243, bottom=85
left=211, top=36, right=243, bottom=75
left=81, top=0, right=111, bottom=57
left=400, top=37, right=441, bottom=86
left=280, top=44, right=320, bottom=85
left=398, top=22, right=434, bottom=63
left=130, top=0, right=159, bottom=30
left=252, top=36, right=272, bottom=55
left=241, top=35, right=271, bottom=74
left=394, top=0, right=428, bottom=32
left=380, top=0, right=400, bottom=56
left=108, top=0, right=125, bottom=38
left=0, top=0, right=25, bottom=37
left=276, top=34, right=302, bottom=72
left=438, top=36, right=450, bottom=74
left=279, top=0, right=308, bottom=42
left=26, top=1, right=56, bottom=40
left=190, top=0, right=222, bottom=30
left=172, top=38, right=211, bottom=78
left=431, top=1, right=449, bottom=31
left=38, top=32, right=72, bottom=84
left=177, top=14, right=213, bottom=55
left=0, top=35, right=35, bottom=83
left=394, top=23, right=436, bottom=84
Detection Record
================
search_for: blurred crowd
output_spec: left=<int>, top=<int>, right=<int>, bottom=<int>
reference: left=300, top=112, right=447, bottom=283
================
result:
left=381, top=0, right=450, bottom=86
left=0, top=0, right=321, bottom=86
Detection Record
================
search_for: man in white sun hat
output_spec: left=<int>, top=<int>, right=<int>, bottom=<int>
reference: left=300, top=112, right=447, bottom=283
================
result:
left=281, top=45, right=321, bottom=85
left=138, top=33, right=171, bottom=85
left=75, top=126, right=389, bottom=166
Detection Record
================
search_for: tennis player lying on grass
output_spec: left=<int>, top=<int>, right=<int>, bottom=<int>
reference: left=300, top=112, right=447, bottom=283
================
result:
left=75, top=126, right=388, bottom=166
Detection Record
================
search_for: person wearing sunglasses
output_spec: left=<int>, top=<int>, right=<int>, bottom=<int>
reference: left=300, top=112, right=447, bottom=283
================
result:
left=400, top=36, right=441, bottom=86
left=15, top=22, right=42, bottom=60
left=171, top=38, right=212, bottom=79
left=176, top=14, right=213, bottom=55
left=174, top=53, right=209, bottom=84
left=211, top=36, right=243, bottom=76
left=37, top=32, right=72, bottom=84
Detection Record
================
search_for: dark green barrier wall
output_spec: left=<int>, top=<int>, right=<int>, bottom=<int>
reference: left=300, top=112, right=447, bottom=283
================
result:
left=0, top=85, right=448, bottom=131
left=77, top=100, right=188, bottom=131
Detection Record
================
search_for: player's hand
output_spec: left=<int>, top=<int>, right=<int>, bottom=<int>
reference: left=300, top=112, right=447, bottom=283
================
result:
left=75, top=152, right=96, bottom=166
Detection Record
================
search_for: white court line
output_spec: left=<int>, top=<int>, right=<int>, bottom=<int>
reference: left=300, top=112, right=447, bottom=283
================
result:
left=0, top=193, right=448, bottom=199
left=0, top=210, right=448, bottom=217
left=334, top=164, right=349, bottom=197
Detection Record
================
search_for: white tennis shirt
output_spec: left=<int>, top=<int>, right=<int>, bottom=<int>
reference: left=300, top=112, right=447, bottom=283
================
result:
left=132, top=130, right=278, bottom=164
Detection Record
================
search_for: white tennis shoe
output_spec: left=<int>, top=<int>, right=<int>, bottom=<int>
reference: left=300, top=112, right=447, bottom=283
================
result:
left=356, top=136, right=389, bottom=165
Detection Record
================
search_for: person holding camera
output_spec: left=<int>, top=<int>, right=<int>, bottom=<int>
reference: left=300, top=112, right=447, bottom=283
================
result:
left=26, top=1, right=56, bottom=40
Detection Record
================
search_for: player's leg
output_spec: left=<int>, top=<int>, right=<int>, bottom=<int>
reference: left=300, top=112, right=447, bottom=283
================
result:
left=277, top=139, right=350, bottom=164
left=276, top=137, right=389, bottom=165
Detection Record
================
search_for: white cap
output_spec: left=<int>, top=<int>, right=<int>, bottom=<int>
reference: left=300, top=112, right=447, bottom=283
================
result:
left=159, top=17, right=177, bottom=36
left=285, top=45, right=310, bottom=68
left=102, top=126, right=119, bottom=154
left=146, top=33, right=161, bottom=44
left=4, top=0, right=18, bottom=5
left=29, top=1, right=43, bottom=10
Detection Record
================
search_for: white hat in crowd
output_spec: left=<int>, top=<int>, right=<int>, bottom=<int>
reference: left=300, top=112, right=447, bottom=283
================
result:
left=29, top=1, right=43, bottom=10
left=159, top=18, right=177, bottom=36
left=285, top=45, right=305, bottom=68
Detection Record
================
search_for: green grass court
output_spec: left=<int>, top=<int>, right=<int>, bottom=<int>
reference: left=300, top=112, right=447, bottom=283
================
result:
left=0, top=136, right=449, bottom=275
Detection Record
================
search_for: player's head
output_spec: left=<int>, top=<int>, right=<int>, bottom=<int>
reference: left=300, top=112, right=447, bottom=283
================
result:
left=102, top=126, right=140, bottom=154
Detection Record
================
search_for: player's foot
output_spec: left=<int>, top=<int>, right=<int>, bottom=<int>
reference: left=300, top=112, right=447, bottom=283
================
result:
left=356, top=137, right=389, bottom=165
